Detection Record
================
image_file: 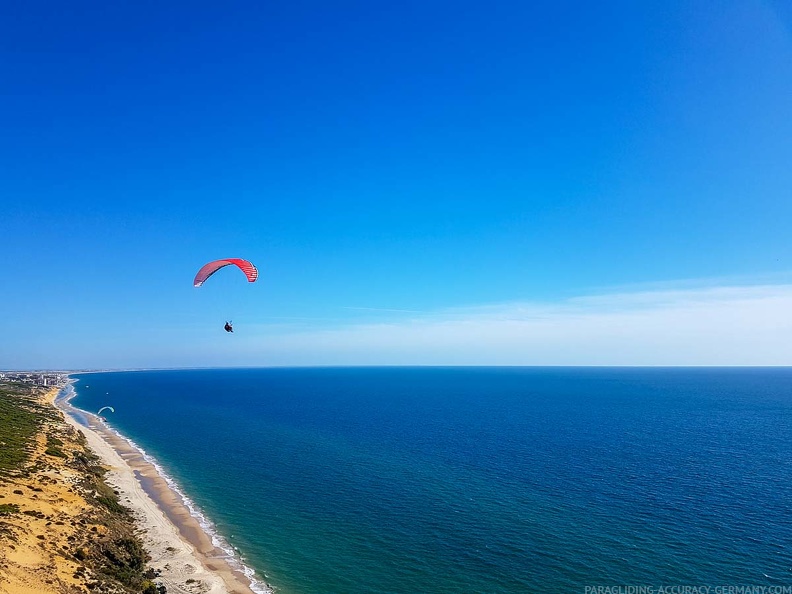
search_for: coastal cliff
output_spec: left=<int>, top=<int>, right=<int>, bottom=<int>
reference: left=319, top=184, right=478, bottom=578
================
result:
left=0, top=382, right=163, bottom=594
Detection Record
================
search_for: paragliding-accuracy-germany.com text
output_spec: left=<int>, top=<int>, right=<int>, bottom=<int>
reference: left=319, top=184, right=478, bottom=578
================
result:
left=584, top=586, right=792, bottom=594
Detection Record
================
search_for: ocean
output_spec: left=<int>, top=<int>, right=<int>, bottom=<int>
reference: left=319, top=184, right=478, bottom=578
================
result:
left=68, top=367, right=792, bottom=594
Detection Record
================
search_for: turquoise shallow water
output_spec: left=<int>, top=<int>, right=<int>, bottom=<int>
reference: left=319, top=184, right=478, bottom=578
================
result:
left=69, top=367, right=792, bottom=593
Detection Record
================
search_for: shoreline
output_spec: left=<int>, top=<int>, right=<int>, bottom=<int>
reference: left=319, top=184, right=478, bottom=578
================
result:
left=54, top=381, right=272, bottom=594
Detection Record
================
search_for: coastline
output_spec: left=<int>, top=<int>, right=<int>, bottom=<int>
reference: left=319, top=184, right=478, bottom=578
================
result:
left=54, top=382, right=272, bottom=594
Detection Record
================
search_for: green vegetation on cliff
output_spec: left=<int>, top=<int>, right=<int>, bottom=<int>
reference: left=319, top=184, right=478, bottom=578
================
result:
left=0, top=383, right=52, bottom=475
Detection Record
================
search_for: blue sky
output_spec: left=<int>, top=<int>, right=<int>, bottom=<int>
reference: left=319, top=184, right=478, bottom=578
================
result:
left=2, top=0, right=791, bottom=368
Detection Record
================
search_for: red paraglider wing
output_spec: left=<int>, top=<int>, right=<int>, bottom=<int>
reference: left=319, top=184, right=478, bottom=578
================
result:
left=193, top=258, right=258, bottom=287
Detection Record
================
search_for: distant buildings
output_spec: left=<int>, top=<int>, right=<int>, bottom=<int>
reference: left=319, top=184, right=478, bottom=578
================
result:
left=0, top=372, right=69, bottom=387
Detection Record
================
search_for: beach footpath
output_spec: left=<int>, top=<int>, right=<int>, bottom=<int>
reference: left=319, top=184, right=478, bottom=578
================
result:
left=0, top=380, right=262, bottom=594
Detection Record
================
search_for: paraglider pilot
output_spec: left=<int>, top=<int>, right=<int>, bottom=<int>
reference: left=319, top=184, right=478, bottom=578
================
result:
left=224, top=321, right=234, bottom=333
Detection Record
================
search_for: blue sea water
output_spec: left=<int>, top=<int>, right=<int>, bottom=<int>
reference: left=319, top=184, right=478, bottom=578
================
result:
left=68, top=367, right=792, bottom=594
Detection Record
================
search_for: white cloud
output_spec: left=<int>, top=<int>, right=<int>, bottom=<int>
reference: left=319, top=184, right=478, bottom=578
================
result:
left=247, top=284, right=792, bottom=366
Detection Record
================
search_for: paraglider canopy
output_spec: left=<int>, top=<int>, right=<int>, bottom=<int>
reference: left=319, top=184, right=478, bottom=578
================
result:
left=97, top=406, right=114, bottom=415
left=193, top=258, right=258, bottom=287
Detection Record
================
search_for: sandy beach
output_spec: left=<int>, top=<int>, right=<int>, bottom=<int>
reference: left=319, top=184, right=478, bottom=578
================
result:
left=53, top=386, right=269, bottom=594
